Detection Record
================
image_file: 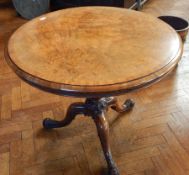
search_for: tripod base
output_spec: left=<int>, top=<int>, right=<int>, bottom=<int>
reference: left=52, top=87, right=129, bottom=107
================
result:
left=43, top=97, right=135, bottom=175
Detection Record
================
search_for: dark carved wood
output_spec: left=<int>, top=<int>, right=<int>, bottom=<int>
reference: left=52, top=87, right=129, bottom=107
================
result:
left=43, top=97, right=134, bottom=175
left=110, top=99, right=135, bottom=113
left=93, top=112, right=119, bottom=175
left=43, top=102, right=86, bottom=129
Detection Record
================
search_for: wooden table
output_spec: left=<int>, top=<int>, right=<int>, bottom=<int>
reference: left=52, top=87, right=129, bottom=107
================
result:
left=5, top=7, right=182, bottom=175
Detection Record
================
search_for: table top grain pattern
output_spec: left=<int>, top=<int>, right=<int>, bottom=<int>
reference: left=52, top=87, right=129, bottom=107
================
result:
left=5, top=7, right=183, bottom=97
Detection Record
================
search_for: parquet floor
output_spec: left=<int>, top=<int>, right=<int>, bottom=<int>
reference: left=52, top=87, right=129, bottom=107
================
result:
left=1, top=0, right=189, bottom=175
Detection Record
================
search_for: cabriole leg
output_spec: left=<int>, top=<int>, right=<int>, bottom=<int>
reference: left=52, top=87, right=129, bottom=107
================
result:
left=93, top=112, right=120, bottom=175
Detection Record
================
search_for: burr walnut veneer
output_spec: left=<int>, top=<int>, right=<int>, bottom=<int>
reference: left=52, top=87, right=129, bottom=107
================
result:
left=5, top=7, right=183, bottom=175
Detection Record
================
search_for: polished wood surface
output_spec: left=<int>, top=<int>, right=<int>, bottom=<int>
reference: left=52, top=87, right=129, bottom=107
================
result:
left=1, top=1, right=189, bottom=175
left=5, top=7, right=182, bottom=97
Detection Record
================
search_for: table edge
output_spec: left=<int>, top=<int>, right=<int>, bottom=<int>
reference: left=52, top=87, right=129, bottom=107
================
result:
left=4, top=39, right=183, bottom=97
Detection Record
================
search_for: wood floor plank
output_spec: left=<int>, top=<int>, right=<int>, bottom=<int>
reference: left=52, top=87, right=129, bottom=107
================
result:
left=1, top=93, right=12, bottom=120
left=116, top=147, right=160, bottom=164
left=158, top=145, right=186, bottom=175
left=163, top=128, right=189, bottom=170
left=11, top=86, right=21, bottom=111
left=0, top=132, right=21, bottom=145
left=0, top=152, right=10, bottom=175
left=119, top=158, right=154, bottom=175
left=0, top=144, right=9, bottom=154
left=151, top=155, right=173, bottom=175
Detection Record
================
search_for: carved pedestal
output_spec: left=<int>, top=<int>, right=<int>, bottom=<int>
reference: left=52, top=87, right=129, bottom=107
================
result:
left=43, top=97, right=134, bottom=175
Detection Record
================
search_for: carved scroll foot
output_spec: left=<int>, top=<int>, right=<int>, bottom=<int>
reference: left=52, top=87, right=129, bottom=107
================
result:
left=123, top=99, right=135, bottom=111
left=43, top=118, right=64, bottom=129
left=43, top=102, right=85, bottom=129
left=110, top=98, right=135, bottom=113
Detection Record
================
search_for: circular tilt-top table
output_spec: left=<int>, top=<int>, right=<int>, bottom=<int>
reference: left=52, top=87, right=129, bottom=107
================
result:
left=5, top=7, right=183, bottom=175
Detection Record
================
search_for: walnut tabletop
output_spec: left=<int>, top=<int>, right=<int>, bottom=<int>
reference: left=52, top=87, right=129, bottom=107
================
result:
left=5, top=7, right=183, bottom=97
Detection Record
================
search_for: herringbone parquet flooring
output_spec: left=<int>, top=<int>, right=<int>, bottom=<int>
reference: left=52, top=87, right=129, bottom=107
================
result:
left=1, top=0, right=189, bottom=174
